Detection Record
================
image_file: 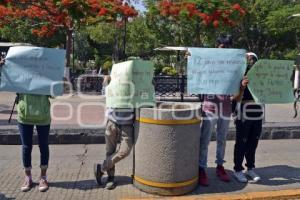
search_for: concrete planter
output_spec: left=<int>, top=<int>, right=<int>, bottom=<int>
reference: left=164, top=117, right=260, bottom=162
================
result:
left=133, top=102, right=201, bottom=196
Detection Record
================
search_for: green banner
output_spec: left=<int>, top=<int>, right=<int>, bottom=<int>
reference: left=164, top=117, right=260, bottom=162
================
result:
left=247, top=59, right=294, bottom=104
left=106, top=59, right=155, bottom=108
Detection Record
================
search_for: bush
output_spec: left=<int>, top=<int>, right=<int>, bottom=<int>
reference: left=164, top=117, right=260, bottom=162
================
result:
left=103, top=60, right=113, bottom=72
left=162, top=66, right=178, bottom=76
left=154, top=63, right=165, bottom=75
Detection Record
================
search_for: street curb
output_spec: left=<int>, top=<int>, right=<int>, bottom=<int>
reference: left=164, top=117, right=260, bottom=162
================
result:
left=0, top=128, right=105, bottom=145
left=0, top=124, right=300, bottom=145
left=123, top=188, right=300, bottom=200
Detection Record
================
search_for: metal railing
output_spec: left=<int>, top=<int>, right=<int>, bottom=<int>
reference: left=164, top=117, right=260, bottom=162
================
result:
left=70, top=75, right=201, bottom=102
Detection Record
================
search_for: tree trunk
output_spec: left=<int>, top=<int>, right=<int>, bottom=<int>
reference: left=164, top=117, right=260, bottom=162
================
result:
left=192, top=21, right=202, bottom=47
left=66, top=29, right=73, bottom=68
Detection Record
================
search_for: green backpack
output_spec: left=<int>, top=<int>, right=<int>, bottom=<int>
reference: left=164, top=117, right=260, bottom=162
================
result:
left=17, top=94, right=51, bottom=124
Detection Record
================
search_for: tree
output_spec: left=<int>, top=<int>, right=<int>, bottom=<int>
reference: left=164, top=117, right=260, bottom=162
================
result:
left=232, top=0, right=300, bottom=59
left=126, top=16, right=157, bottom=58
left=145, top=0, right=246, bottom=47
left=0, top=0, right=138, bottom=67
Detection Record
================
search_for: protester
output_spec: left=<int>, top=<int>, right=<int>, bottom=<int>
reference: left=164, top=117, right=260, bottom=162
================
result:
left=198, top=35, right=248, bottom=186
left=232, top=52, right=263, bottom=183
left=18, top=94, right=52, bottom=192
left=94, top=74, right=134, bottom=189
left=0, top=58, right=51, bottom=192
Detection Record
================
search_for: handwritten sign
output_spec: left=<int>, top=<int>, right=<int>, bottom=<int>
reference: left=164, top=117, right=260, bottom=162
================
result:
left=247, top=59, right=294, bottom=104
left=187, top=48, right=247, bottom=95
left=0, top=46, right=65, bottom=96
left=106, top=59, right=155, bottom=108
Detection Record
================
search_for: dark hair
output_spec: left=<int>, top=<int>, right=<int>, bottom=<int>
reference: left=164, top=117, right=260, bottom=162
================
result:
left=216, top=34, right=233, bottom=47
left=250, top=56, right=258, bottom=63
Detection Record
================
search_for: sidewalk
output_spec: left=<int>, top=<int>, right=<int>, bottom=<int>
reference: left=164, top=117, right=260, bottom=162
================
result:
left=1, top=92, right=300, bottom=144
left=0, top=139, right=299, bottom=200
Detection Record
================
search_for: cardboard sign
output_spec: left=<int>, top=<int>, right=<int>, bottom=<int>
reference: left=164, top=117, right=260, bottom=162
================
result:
left=106, top=59, right=155, bottom=108
left=247, top=59, right=294, bottom=104
left=0, top=46, right=65, bottom=96
left=188, top=48, right=247, bottom=95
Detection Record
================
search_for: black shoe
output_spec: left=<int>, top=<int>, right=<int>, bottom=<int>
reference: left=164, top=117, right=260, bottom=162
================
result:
left=94, top=163, right=104, bottom=185
left=105, top=176, right=116, bottom=190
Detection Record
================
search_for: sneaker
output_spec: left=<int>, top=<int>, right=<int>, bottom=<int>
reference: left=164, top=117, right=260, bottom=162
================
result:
left=39, top=178, right=49, bottom=192
left=94, top=163, right=104, bottom=185
left=105, top=176, right=116, bottom=190
left=216, top=165, right=230, bottom=182
left=245, top=170, right=261, bottom=182
left=199, top=168, right=209, bottom=186
left=21, top=177, right=33, bottom=192
left=233, top=171, right=248, bottom=183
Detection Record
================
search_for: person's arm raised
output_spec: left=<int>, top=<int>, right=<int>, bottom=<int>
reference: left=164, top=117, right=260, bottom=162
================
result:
left=232, top=76, right=248, bottom=102
left=0, top=58, right=5, bottom=67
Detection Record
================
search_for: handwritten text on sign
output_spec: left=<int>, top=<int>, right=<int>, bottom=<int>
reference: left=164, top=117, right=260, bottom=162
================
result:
left=247, top=59, right=294, bottom=104
left=187, top=48, right=247, bottom=95
left=106, top=60, right=155, bottom=108
left=0, top=46, right=65, bottom=96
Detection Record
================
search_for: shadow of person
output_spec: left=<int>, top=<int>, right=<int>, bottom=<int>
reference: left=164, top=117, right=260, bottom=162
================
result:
left=0, top=193, right=14, bottom=200
left=254, top=165, right=300, bottom=186
left=190, top=167, right=247, bottom=195
left=0, top=119, right=18, bottom=125
left=50, top=176, right=132, bottom=191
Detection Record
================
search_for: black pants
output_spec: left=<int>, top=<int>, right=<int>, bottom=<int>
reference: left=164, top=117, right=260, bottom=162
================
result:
left=234, top=119, right=262, bottom=172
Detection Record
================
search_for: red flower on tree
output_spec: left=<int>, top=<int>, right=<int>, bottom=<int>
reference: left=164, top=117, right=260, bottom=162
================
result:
left=0, top=0, right=139, bottom=66
left=155, top=0, right=246, bottom=28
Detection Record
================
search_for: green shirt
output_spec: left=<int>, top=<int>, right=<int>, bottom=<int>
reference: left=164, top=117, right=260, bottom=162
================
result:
left=17, top=94, right=51, bottom=125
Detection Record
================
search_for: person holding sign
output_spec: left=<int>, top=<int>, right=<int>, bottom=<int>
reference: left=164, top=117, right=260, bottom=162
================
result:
left=1, top=57, right=51, bottom=192
left=232, top=53, right=263, bottom=183
left=198, top=35, right=247, bottom=186
left=94, top=107, right=134, bottom=190
left=94, top=59, right=155, bottom=190
left=17, top=94, right=51, bottom=192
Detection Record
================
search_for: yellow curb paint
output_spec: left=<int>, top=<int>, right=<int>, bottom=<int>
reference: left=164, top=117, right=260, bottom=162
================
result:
left=123, top=188, right=300, bottom=200
left=134, top=176, right=198, bottom=188
left=136, top=118, right=201, bottom=125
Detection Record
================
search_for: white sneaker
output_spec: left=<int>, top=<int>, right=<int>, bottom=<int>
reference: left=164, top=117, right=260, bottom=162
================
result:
left=246, top=170, right=261, bottom=182
left=233, top=171, right=248, bottom=183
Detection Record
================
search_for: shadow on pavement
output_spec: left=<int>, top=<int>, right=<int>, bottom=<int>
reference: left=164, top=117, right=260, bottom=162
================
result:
left=0, top=119, right=17, bottom=125
left=0, top=194, right=14, bottom=200
left=255, top=165, right=300, bottom=186
left=50, top=176, right=132, bottom=190
left=190, top=167, right=247, bottom=195
left=0, top=110, right=16, bottom=115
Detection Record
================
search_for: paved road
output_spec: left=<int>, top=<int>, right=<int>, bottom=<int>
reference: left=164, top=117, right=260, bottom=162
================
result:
left=0, top=139, right=299, bottom=200
left=1, top=92, right=300, bottom=129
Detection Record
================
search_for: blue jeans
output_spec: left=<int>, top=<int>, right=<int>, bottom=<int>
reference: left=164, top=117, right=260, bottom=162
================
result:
left=18, top=123, right=50, bottom=170
left=199, top=112, right=230, bottom=169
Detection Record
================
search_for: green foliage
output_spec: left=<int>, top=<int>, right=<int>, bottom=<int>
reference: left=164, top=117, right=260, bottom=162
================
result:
left=0, top=22, right=65, bottom=47
left=154, top=62, right=165, bottom=75
left=126, top=16, right=157, bottom=57
left=74, top=29, right=94, bottom=66
left=1, top=0, right=300, bottom=69
left=103, top=59, right=113, bottom=72
left=231, top=0, right=300, bottom=59
left=162, top=66, right=178, bottom=76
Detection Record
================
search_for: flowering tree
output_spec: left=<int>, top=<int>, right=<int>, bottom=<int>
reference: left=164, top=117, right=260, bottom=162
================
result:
left=146, top=0, right=246, bottom=46
left=0, top=0, right=138, bottom=67
left=156, top=0, right=245, bottom=28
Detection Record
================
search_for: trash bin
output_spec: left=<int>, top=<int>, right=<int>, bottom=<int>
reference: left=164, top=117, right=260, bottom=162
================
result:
left=133, top=102, right=201, bottom=196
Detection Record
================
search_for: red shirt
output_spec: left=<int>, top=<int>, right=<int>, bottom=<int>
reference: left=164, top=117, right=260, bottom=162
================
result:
left=203, top=95, right=232, bottom=117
